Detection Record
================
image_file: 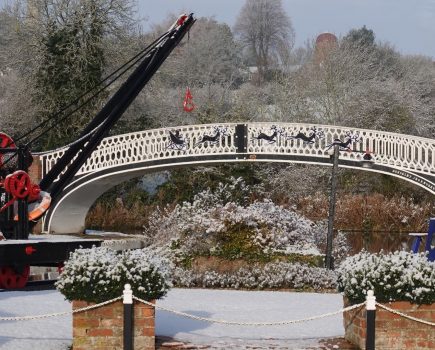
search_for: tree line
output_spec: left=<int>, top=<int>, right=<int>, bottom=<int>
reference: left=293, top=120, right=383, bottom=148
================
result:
left=2, top=0, right=431, bottom=234
left=1, top=0, right=434, bottom=151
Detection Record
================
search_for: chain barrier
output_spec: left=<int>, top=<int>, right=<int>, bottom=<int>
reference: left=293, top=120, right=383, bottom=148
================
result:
left=0, top=296, right=122, bottom=321
left=1, top=292, right=433, bottom=328
left=132, top=295, right=365, bottom=326
left=0, top=291, right=363, bottom=325
left=375, top=302, right=435, bottom=327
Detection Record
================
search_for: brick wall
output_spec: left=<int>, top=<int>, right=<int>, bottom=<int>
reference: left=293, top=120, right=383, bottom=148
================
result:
left=343, top=298, right=435, bottom=349
left=72, top=300, right=155, bottom=350
left=28, top=156, right=42, bottom=183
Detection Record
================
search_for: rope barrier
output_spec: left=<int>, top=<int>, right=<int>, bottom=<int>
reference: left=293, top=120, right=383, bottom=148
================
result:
left=1, top=292, right=433, bottom=329
left=132, top=295, right=365, bottom=326
left=0, top=296, right=122, bottom=321
left=375, top=302, right=435, bottom=327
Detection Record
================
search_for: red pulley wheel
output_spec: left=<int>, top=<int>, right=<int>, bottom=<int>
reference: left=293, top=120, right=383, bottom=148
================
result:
left=4, top=171, right=31, bottom=199
left=0, top=132, right=16, bottom=168
left=0, top=265, right=30, bottom=289
left=0, top=132, right=16, bottom=148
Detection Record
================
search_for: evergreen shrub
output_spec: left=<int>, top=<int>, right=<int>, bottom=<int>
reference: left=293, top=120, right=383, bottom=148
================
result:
left=337, top=250, right=434, bottom=304
left=56, top=246, right=171, bottom=303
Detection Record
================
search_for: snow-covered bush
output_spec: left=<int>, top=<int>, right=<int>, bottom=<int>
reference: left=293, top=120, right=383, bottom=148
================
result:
left=144, top=178, right=322, bottom=260
left=56, top=247, right=172, bottom=303
left=337, top=250, right=435, bottom=304
left=141, top=178, right=342, bottom=292
left=172, top=262, right=337, bottom=291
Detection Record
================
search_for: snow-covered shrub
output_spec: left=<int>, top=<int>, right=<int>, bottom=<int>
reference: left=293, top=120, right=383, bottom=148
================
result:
left=56, top=247, right=171, bottom=303
left=145, top=186, right=322, bottom=260
left=196, top=176, right=264, bottom=207
left=337, top=250, right=435, bottom=304
left=172, top=262, right=337, bottom=291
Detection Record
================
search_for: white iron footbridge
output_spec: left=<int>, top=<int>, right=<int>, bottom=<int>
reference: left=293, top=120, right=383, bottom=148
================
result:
left=39, top=123, right=435, bottom=233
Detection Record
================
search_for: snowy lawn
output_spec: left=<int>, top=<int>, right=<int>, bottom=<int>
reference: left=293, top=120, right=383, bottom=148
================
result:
left=0, top=290, right=71, bottom=350
left=157, top=289, right=345, bottom=349
left=0, top=288, right=345, bottom=349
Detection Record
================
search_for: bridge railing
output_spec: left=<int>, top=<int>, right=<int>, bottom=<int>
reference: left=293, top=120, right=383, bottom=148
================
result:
left=40, top=123, right=435, bottom=179
left=248, top=124, right=435, bottom=171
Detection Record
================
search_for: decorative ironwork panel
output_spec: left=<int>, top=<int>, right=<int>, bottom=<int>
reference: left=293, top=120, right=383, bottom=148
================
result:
left=41, top=124, right=237, bottom=177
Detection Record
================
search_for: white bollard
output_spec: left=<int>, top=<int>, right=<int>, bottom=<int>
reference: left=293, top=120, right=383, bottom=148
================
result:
left=365, top=290, right=376, bottom=350
left=366, top=290, right=376, bottom=310
left=123, top=283, right=133, bottom=350
left=123, top=284, right=133, bottom=304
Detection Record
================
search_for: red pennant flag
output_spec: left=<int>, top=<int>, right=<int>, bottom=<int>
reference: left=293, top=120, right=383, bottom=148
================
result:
left=183, top=87, right=195, bottom=112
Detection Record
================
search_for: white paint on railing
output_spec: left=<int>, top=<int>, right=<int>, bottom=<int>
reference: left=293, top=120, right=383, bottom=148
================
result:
left=39, top=123, right=435, bottom=179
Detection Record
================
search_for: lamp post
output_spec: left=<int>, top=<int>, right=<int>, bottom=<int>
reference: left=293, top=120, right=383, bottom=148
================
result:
left=326, top=144, right=339, bottom=270
left=359, top=150, right=374, bottom=251
left=325, top=144, right=374, bottom=269
left=359, top=181, right=372, bottom=251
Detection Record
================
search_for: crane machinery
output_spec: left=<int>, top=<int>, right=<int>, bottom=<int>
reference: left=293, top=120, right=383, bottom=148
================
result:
left=0, top=14, right=195, bottom=289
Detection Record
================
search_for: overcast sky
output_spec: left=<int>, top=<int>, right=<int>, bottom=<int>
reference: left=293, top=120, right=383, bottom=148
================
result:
left=138, top=0, right=435, bottom=58
left=1, top=0, right=435, bottom=58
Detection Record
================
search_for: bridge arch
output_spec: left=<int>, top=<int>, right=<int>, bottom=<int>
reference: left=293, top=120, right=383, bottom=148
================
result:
left=40, top=123, right=435, bottom=234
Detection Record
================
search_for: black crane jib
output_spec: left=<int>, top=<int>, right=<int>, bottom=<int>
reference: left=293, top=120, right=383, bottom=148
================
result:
left=39, top=14, right=195, bottom=202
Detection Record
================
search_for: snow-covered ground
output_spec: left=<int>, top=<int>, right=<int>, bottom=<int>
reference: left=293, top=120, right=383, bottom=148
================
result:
left=0, top=290, right=71, bottom=350
left=157, top=289, right=345, bottom=349
left=0, top=288, right=345, bottom=350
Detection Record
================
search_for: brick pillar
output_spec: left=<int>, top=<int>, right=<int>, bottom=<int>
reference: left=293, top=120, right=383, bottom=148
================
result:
left=343, top=298, right=435, bottom=349
left=73, top=300, right=155, bottom=350
left=343, top=298, right=365, bottom=348
left=134, top=301, right=156, bottom=347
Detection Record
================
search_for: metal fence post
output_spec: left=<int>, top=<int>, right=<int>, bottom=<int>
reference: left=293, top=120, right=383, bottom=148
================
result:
left=366, top=290, right=376, bottom=350
left=123, top=284, right=133, bottom=350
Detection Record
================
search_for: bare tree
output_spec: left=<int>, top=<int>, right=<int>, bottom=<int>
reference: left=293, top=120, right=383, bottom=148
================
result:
left=137, top=16, right=242, bottom=128
left=0, top=10, right=15, bottom=70
left=234, top=0, right=295, bottom=83
left=272, top=34, right=435, bottom=138
left=148, top=16, right=242, bottom=87
left=0, top=69, right=39, bottom=136
left=398, top=55, right=435, bottom=138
